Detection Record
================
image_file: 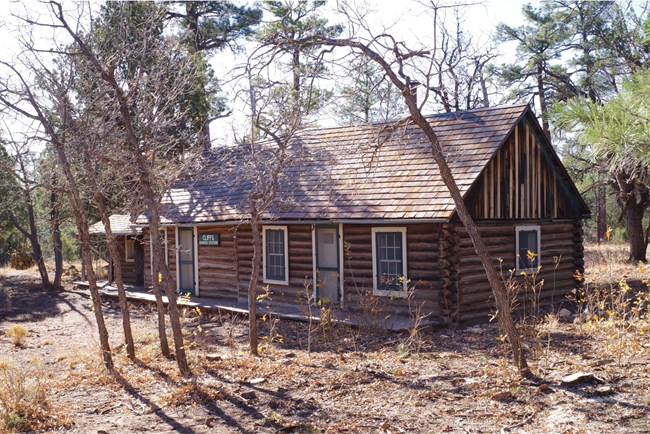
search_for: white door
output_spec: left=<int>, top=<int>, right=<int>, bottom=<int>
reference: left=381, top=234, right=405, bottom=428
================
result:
left=316, top=226, right=339, bottom=303
left=177, top=228, right=195, bottom=293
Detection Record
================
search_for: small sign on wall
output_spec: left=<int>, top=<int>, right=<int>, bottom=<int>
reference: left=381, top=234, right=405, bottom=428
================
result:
left=198, top=233, right=220, bottom=246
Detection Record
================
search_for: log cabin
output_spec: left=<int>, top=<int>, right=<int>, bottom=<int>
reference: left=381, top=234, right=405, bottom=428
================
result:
left=89, top=214, right=145, bottom=286
left=133, top=104, right=589, bottom=325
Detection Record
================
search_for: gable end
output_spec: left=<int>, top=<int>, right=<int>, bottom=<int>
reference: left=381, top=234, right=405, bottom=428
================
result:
left=463, top=110, right=590, bottom=220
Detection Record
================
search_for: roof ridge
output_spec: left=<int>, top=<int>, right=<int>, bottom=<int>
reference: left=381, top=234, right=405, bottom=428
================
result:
left=297, top=103, right=530, bottom=136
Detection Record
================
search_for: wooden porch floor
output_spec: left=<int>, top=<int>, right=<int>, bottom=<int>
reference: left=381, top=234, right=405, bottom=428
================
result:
left=75, top=282, right=439, bottom=331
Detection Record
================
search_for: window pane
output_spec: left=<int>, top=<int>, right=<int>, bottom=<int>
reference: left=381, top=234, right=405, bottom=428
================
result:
left=518, top=229, right=538, bottom=269
left=265, top=229, right=286, bottom=281
left=376, top=232, right=403, bottom=291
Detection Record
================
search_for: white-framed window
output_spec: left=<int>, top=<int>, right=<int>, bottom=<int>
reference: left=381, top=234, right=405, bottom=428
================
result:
left=516, top=225, right=541, bottom=271
left=125, top=237, right=135, bottom=263
left=371, top=227, right=408, bottom=296
left=263, top=225, right=289, bottom=285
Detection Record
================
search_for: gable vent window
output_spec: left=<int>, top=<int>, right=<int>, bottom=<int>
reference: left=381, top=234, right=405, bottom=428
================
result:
left=372, top=227, right=408, bottom=296
left=263, top=226, right=289, bottom=285
left=516, top=226, right=540, bottom=271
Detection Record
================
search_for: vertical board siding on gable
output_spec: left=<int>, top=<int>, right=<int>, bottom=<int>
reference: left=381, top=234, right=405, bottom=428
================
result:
left=454, top=221, right=583, bottom=322
left=235, top=224, right=314, bottom=304
left=196, top=226, right=238, bottom=300
left=342, top=224, right=444, bottom=320
left=471, top=118, right=580, bottom=220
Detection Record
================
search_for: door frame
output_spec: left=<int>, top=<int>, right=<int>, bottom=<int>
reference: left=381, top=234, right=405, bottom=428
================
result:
left=312, top=224, right=344, bottom=305
left=175, top=226, right=200, bottom=296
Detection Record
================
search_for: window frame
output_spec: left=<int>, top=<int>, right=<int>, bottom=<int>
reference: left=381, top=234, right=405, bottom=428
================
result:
left=262, top=225, right=289, bottom=285
left=371, top=227, right=408, bottom=297
left=515, top=225, right=541, bottom=272
left=124, top=237, right=135, bottom=263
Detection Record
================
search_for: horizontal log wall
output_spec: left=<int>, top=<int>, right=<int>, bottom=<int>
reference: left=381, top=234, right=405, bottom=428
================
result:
left=235, top=224, right=314, bottom=305
left=468, top=118, right=579, bottom=220
left=196, top=226, right=238, bottom=300
left=454, top=220, right=583, bottom=322
left=343, top=223, right=444, bottom=321
left=138, top=223, right=447, bottom=319
left=439, top=224, right=460, bottom=325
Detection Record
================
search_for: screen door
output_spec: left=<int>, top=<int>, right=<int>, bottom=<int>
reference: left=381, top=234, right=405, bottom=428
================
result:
left=315, top=226, right=340, bottom=303
left=177, top=228, right=195, bottom=293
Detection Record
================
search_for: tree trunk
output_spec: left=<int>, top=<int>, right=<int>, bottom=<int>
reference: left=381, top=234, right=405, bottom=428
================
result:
left=51, top=190, right=63, bottom=289
left=613, top=172, right=650, bottom=262
left=247, top=209, right=261, bottom=356
left=147, top=203, right=191, bottom=377
left=409, top=108, right=531, bottom=377
left=536, top=62, right=550, bottom=141
left=26, top=202, right=50, bottom=289
left=6, top=207, right=49, bottom=289
left=298, top=36, right=532, bottom=377
left=79, top=230, right=114, bottom=369
left=51, top=141, right=113, bottom=370
left=596, top=181, right=607, bottom=243
left=292, top=49, right=301, bottom=109
left=97, top=204, right=136, bottom=361
left=625, top=204, right=647, bottom=262
left=395, top=79, right=531, bottom=377
left=149, top=233, right=171, bottom=358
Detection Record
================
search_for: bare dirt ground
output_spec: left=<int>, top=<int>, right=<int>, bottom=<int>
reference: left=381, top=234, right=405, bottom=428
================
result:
left=1, top=251, right=649, bottom=433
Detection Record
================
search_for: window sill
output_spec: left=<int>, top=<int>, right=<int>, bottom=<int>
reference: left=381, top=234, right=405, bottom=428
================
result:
left=263, top=278, right=289, bottom=286
left=373, top=289, right=408, bottom=298
left=515, top=266, right=540, bottom=275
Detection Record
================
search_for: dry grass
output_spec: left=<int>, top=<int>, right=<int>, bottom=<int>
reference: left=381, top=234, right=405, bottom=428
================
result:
left=571, top=242, right=650, bottom=366
left=0, top=266, right=38, bottom=279
left=583, top=242, right=648, bottom=283
left=6, top=325, right=27, bottom=347
left=0, top=244, right=648, bottom=432
left=0, top=358, right=70, bottom=432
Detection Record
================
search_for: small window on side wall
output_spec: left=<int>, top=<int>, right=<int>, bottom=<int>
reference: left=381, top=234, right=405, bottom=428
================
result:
left=263, top=226, right=289, bottom=285
left=516, top=226, right=540, bottom=271
left=372, top=227, right=408, bottom=296
left=125, top=238, right=135, bottom=263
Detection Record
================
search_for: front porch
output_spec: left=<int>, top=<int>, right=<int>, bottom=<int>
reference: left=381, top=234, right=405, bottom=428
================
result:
left=75, top=281, right=440, bottom=331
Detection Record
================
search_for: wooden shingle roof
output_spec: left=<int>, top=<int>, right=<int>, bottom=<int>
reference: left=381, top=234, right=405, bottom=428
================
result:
left=89, top=214, right=141, bottom=236
left=158, top=104, right=530, bottom=224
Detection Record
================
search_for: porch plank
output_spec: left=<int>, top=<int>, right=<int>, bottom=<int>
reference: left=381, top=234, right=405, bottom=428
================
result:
left=74, top=281, right=440, bottom=331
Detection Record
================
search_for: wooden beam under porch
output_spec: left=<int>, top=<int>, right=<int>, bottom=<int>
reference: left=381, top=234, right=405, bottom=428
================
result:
left=74, top=281, right=440, bottom=332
